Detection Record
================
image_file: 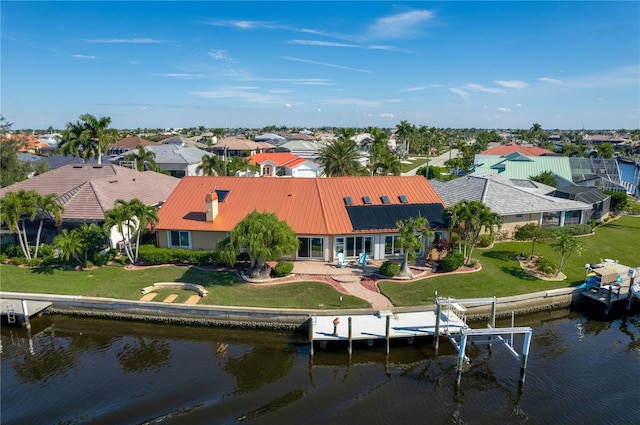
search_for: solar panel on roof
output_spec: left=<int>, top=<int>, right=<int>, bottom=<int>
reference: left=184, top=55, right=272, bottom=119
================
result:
left=381, top=195, right=390, bottom=204
left=344, top=196, right=353, bottom=205
left=362, top=196, right=372, bottom=204
left=398, top=195, right=408, bottom=203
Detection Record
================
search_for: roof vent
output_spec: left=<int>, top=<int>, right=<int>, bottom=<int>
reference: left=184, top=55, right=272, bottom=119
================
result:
left=381, top=195, right=390, bottom=204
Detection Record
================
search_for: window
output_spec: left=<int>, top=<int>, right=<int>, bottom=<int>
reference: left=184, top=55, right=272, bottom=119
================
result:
left=170, top=231, right=190, bottom=248
left=343, top=197, right=353, bottom=205
left=381, top=195, right=390, bottom=204
left=298, top=237, right=324, bottom=259
left=541, top=212, right=560, bottom=228
left=398, top=195, right=408, bottom=203
left=334, top=236, right=373, bottom=258
left=385, top=235, right=401, bottom=255
left=564, top=210, right=582, bottom=226
left=362, top=196, right=372, bottom=204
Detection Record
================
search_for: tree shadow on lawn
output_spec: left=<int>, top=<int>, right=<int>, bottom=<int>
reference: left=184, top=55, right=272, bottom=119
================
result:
left=30, top=265, right=56, bottom=275
left=501, top=265, right=539, bottom=281
left=178, top=267, right=241, bottom=288
left=483, top=250, right=521, bottom=263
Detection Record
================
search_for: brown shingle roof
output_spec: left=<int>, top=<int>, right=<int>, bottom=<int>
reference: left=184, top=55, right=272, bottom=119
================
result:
left=156, top=176, right=444, bottom=234
left=0, top=164, right=180, bottom=221
left=113, top=136, right=160, bottom=149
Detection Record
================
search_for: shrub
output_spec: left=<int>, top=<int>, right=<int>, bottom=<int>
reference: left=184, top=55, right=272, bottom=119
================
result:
left=137, top=245, right=221, bottom=266
left=274, top=261, right=294, bottom=277
left=432, top=238, right=452, bottom=253
left=1, top=244, right=22, bottom=258
left=477, top=234, right=494, bottom=247
left=535, top=257, right=556, bottom=275
left=552, top=224, right=592, bottom=236
left=379, top=261, right=400, bottom=277
left=440, top=251, right=465, bottom=272
left=10, top=256, right=27, bottom=266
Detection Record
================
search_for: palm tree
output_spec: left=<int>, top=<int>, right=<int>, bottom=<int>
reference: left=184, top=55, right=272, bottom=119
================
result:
left=395, top=120, right=415, bottom=158
left=316, top=136, right=363, bottom=177
left=368, top=128, right=390, bottom=175
left=33, top=193, right=64, bottom=259
left=396, top=216, right=433, bottom=277
left=124, top=145, right=159, bottom=171
left=53, top=228, right=83, bottom=265
left=374, top=152, right=401, bottom=176
left=58, top=114, right=118, bottom=164
left=79, top=114, right=119, bottom=164
left=75, top=222, right=107, bottom=265
left=0, top=190, right=37, bottom=260
left=196, top=154, right=225, bottom=176
left=126, top=199, right=159, bottom=263
left=456, top=200, right=502, bottom=265
left=103, top=200, right=136, bottom=263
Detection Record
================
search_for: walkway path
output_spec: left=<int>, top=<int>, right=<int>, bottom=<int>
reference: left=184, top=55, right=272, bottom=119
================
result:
left=402, top=149, right=459, bottom=176
left=292, top=261, right=394, bottom=309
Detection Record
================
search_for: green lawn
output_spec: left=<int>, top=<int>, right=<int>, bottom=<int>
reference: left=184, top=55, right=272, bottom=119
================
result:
left=2, top=216, right=638, bottom=309
left=0, top=264, right=370, bottom=309
left=400, top=156, right=428, bottom=173
left=379, top=215, right=640, bottom=306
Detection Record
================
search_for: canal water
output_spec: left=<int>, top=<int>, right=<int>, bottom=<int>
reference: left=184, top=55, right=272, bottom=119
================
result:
left=2, top=305, right=639, bottom=425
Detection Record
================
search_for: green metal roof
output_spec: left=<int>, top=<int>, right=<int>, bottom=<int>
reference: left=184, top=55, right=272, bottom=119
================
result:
left=470, top=156, right=573, bottom=181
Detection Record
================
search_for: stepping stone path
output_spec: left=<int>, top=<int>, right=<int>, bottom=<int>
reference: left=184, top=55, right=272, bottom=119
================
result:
left=162, top=294, right=178, bottom=303
left=184, top=295, right=201, bottom=305
left=140, top=292, right=158, bottom=301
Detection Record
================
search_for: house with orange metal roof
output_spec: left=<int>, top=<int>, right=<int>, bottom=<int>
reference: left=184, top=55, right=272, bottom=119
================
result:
left=479, top=143, right=554, bottom=157
left=155, top=175, right=449, bottom=262
left=248, top=152, right=323, bottom=177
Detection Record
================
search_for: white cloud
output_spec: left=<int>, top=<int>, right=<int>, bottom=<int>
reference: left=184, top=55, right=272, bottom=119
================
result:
left=450, top=87, right=470, bottom=100
left=71, top=54, right=99, bottom=59
left=288, top=39, right=400, bottom=51
left=538, top=77, right=562, bottom=84
left=463, top=83, right=506, bottom=94
left=321, top=98, right=380, bottom=108
left=381, top=113, right=394, bottom=118
left=317, top=109, right=322, bottom=112
left=496, top=107, right=511, bottom=112
left=189, top=86, right=287, bottom=105
left=280, top=56, right=372, bottom=73
left=387, top=98, right=401, bottom=103
left=152, top=73, right=204, bottom=79
left=367, top=10, right=435, bottom=39
left=494, top=80, right=529, bottom=89
left=402, top=84, right=441, bottom=92
left=208, top=49, right=235, bottom=61
left=285, top=103, right=292, bottom=108
left=85, top=38, right=167, bottom=43
left=515, top=103, right=522, bottom=107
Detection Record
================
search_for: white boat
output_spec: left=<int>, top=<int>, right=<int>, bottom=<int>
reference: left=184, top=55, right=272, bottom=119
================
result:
left=631, top=282, right=640, bottom=300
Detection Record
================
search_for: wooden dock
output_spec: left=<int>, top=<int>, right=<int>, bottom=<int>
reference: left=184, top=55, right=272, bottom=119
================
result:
left=310, top=309, right=467, bottom=345
left=0, top=298, right=51, bottom=327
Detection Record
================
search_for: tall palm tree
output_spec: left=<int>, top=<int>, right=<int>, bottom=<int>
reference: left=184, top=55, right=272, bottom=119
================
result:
left=368, top=128, right=390, bottom=175
left=374, top=152, right=401, bottom=176
left=395, top=120, right=415, bottom=158
left=124, top=145, right=158, bottom=171
left=0, top=190, right=38, bottom=260
left=196, top=154, right=225, bottom=176
left=126, top=199, right=159, bottom=263
left=457, top=200, right=502, bottom=265
left=58, top=114, right=118, bottom=164
left=103, top=200, right=136, bottom=263
left=316, top=136, right=363, bottom=177
left=80, top=114, right=119, bottom=164
left=33, top=193, right=64, bottom=259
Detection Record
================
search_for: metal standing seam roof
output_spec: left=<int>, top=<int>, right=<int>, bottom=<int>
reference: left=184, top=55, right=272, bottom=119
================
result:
left=155, top=175, right=446, bottom=235
left=248, top=152, right=298, bottom=166
left=470, top=155, right=573, bottom=182
left=0, top=164, right=181, bottom=221
left=479, top=144, right=553, bottom=156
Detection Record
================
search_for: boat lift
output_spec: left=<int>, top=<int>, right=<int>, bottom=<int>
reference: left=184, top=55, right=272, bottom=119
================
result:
left=434, top=297, right=533, bottom=386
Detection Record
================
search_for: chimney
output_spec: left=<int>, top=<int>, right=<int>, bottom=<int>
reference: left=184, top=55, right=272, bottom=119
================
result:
left=205, top=191, right=218, bottom=222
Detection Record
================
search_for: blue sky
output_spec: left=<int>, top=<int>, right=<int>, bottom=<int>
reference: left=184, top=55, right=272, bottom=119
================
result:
left=3, top=1, right=639, bottom=130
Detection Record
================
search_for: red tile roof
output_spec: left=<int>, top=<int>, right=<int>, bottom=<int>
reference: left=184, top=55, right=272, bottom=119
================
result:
left=481, top=143, right=553, bottom=156
left=248, top=152, right=298, bottom=166
left=114, top=136, right=161, bottom=149
left=156, top=176, right=444, bottom=235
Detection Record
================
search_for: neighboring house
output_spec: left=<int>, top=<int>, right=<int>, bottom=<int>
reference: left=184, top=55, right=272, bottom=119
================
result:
left=479, top=143, right=554, bottom=156
left=0, top=164, right=180, bottom=244
left=248, top=152, right=323, bottom=177
left=429, top=174, right=592, bottom=238
left=285, top=132, right=316, bottom=142
left=38, top=154, right=99, bottom=169
left=547, top=186, right=611, bottom=223
left=278, top=140, right=322, bottom=159
left=160, top=135, right=209, bottom=150
left=107, top=136, right=160, bottom=156
left=118, top=144, right=213, bottom=178
left=155, top=176, right=448, bottom=262
left=38, top=133, right=61, bottom=153
left=470, top=152, right=575, bottom=186
left=255, top=133, right=287, bottom=145
left=209, top=137, right=275, bottom=158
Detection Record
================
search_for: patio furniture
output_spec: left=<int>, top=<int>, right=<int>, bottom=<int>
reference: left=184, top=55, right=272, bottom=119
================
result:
left=336, top=252, right=348, bottom=268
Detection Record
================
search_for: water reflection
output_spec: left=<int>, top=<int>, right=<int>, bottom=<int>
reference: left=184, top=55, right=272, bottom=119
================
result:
left=1, top=306, right=639, bottom=425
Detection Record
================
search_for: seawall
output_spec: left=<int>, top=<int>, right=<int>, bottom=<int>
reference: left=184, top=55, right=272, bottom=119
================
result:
left=1, top=287, right=585, bottom=329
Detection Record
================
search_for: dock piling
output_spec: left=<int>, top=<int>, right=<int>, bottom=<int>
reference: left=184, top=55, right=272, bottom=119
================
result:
left=519, top=331, right=532, bottom=384
left=454, top=332, right=468, bottom=386
left=21, top=300, right=31, bottom=330
left=433, top=302, right=442, bottom=350
left=348, top=317, right=352, bottom=355
left=308, top=316, right=314, bottom=356
left=385, top=315, right=390, bottom=355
